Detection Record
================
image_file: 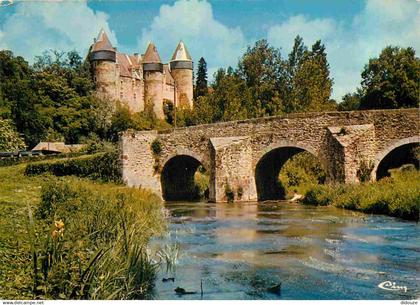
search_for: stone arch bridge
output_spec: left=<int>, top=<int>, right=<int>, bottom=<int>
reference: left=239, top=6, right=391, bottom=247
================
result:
left=120, top=108, right=418, bottom=202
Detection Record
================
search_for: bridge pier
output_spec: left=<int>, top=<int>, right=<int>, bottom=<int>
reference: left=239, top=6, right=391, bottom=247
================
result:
left=120, top=131, right=163, bottom=196
left=326, top=124, right=376, bottom=183
left=209, top=137, right=257, bottom=202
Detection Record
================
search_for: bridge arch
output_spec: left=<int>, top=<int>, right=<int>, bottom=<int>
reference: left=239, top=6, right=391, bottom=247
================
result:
left=254, top=142, right=326, bottom=201
left=373, top=136, right=419, bottom=180
left=160, top=151, right=207, bottom=201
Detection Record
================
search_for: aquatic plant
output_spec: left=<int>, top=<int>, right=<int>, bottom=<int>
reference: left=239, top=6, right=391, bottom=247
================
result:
left=157, top=243, right=181, bottom=276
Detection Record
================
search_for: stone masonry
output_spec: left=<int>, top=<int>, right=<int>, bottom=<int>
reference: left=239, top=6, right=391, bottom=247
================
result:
left=120, top=108, right=419, bottom=202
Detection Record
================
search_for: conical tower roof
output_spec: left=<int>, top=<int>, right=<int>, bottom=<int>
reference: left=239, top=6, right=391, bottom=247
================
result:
left=143, top=42, right=162, bottom=63
left=92, top=29, right=114, bottom=52
left=171, top=41, right=192, bottom=62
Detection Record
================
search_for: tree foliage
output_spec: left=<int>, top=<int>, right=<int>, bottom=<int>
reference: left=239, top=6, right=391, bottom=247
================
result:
left=195, top=57, right=208, bottom=99
left=359, top=46, right=419, bottom=109
left=338, top=92, right=361, bottom=111
left=0, top=119, right=25, bottom=151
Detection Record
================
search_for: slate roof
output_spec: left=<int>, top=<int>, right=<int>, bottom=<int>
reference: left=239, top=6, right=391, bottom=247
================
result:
left=143, top=42, right=162, bottom=63
left=171, top=41, right=192, bottom=61
left=91, top=29, right=114, bottom=52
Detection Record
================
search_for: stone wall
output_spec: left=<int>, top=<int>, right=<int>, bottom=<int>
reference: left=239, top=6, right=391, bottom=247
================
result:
left=120, top=130, right=161, bottom=196
left=117, top=76, right=144, bottom=113
left=121, top=108, right=418, bottom=202
left=209, top=137, right=257, bottom=202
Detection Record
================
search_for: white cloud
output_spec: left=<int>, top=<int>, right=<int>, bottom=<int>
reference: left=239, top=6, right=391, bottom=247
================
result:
left=0, top=0, right=116, bottom=62
left=267, top=15, right=337, bottom=54
left=138, top=0, right=247, bottom=78
left=267, top=0, right=420, bottom=100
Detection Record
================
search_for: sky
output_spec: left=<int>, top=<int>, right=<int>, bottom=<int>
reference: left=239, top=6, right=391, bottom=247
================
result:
left=0, top=0, right=419, bottom=100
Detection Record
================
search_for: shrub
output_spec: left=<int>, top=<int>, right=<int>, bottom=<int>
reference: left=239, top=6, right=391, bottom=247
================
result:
left=303, top=169, right=420, bottom=221
left=225, top=183, right=235, bottom=203
left=194, top=170, right=209, bottom=199
left=279, top=151, right=327, bottom=197
left=25, top=151, right=121, bottom=182
left=303, top=185, right=337, bottom=206
left=357, top=159, right=374, bottom=182
left=151, top=139, right=162, bottom=156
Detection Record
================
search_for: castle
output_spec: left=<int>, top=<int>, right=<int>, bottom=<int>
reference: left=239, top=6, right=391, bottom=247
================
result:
left=89, top=29, right=194, bottom=119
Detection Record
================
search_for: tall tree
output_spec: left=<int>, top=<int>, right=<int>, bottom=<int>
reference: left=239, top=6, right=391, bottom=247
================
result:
left=359, top=46, right=419, bottom=109
left=237, top=39, right=285, bottom=116
left=284, top=35, right=307, bottom=112
left=290, top=40, right=334, bottom=112
left=195, top=57, right=208, bottom=99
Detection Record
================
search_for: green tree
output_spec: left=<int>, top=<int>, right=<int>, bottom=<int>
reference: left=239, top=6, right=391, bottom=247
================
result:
left=237, top=39, right=285, bottom=116
left=284, top=35, right=306, bottom=112
left=9, top=79, right=49, bottom=147
left=0, top=50, right=31, bottom=118
left=359, top=46, right=420, bottom=109
left=290, top=40, right=334, bottom=112
left=108, top=102, right=136, bottom=141
left=195, top=57, right=208, bottom=99
left=0, top=119, right=26, bottom=151
left=338, top=92, right=361, bottom=111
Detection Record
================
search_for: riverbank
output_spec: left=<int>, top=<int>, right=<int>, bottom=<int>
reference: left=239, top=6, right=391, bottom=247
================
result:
left=303, top=170, right=420, bottom=221
left=0, top=163, right=166, bottom=299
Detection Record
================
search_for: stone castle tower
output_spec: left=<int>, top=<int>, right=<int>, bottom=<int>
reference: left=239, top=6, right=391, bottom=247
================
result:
left=89, top=29, right=193, bottom=119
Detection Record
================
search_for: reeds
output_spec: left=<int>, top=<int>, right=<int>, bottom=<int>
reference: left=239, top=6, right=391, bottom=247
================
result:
left=26, top=176, right=166, bottom=299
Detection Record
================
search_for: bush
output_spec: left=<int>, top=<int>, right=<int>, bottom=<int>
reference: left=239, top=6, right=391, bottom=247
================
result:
left=150, top=139, right=162, bottom=156
left=303, top=169, right=420, bottom=221
left=25, top=151, right=121, bottom=182
left=0, top=151, right=84, bottom=167
left=280, top=151, right=327, bottom=197
left=194, top=170, right=209, bottom=199
left=225, top=183, right=235, bottom=203
left=29, top=178, right=166, bottom=299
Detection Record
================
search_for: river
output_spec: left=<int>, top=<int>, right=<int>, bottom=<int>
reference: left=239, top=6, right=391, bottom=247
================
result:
left=150, top=201, right=420, bottom=300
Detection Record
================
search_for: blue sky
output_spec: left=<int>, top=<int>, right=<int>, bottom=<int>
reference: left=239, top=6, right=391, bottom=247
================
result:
left=0, top=0, right=419, bottom=100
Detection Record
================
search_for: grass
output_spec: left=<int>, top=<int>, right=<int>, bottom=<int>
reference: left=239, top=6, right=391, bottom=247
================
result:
left=0, top=164, right=45, bottom=299
left=303, top=169, right=420, bottom=221
left=0, top=163, right=166, bottom=299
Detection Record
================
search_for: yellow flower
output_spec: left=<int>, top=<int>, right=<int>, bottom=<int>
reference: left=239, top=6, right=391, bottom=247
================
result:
left=54, top=220, right=65, bottom=230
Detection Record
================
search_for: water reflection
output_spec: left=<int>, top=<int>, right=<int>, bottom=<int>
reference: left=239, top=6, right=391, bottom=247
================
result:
left=151, top=201, right=420, bottom=300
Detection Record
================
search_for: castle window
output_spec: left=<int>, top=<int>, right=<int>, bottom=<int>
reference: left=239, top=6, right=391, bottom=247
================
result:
left=134, top=93, right=136, bottom=100
left=120, top=92, right=123, bottom=99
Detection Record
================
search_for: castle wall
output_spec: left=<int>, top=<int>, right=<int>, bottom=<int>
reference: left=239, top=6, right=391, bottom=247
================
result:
left=117, top=76, right=144, bottom=113
left=144, top=71, right=164, bottom=119
left=94, top=61, right=117, bottom=101
left=163, top=83, right=175, bottom=103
